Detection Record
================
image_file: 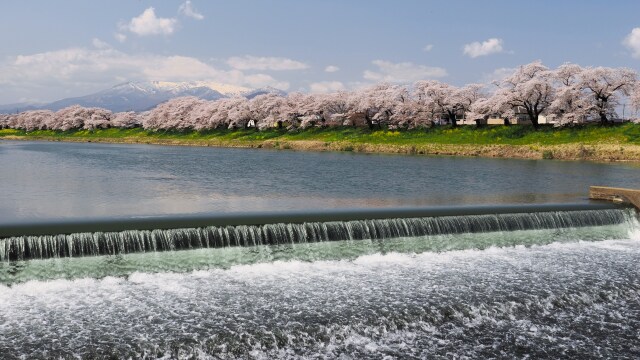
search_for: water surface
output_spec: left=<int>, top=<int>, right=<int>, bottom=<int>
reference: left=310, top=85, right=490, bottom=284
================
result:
left=2, top=140, right=640, bottom=359
left=1, top=140, right=639, bottom=221
left=2, top=232, right=639, bottom=359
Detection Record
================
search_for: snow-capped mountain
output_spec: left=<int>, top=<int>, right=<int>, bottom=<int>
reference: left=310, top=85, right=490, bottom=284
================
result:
left=241, top=86, right=288, bottom=99
left=0, top=81, right=287, bottom=113
left=128, top=81, right=251, bottom=97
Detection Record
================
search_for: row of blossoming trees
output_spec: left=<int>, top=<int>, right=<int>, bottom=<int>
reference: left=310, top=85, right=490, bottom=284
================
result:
left=2, top=61, right=640, bottom=132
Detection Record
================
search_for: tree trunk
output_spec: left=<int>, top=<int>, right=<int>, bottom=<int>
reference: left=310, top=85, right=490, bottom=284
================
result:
left=448, top=110, right=457, bottom=127
left=364, top=112, right=374, bottom=129
left=528, top=113, right=539, bottom=130
left=524, top=107, right=539, bottom=130
left=599, top=111, right=609, bottom=125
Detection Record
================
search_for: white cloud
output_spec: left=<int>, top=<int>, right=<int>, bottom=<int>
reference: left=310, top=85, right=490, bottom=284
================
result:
left=463, top=38, right=504, bottom=58
left=363, top=60, right=447, bottom=83
left=0, top=46, right=290, bottom=102
left=179, top=1, right=204, bottom=20
left=92, top=38, right=110, bottom=49
left=309, top=81, right=345, bottom=93
left=324, top=65, right=340, bottom=73
left=423, top=44, right=434, bottom=52
left=227, top=55, right=309, bottom=71
left=123, top=7, right=177, bottom=36
left=141, top=56, right=221, bottom=80
left=623, top=28, right=640, bottom=58
left=114, top=33, right=127, bottom=43
left=6, top=48, right=213, bottom=85
left=244, top=74, right=289, bottom=90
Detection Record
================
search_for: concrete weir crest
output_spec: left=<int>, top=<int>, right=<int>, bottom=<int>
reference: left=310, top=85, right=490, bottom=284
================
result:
left=589, top=186, right=640, bottom=210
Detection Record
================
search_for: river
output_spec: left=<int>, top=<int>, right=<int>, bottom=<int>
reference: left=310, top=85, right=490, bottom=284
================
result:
left=1, top=140, right=639, bottom=222
left=1, top=140, right=639, bottom=359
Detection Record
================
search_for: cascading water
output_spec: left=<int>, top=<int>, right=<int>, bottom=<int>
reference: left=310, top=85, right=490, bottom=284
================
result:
left=0, top=208, right=630, bottom=262
left=1, top=207, right=639, bottom=359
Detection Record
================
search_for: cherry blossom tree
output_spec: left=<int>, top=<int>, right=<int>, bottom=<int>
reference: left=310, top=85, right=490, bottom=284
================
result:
left=308, top=92, right=358, bottom=127
left=249, top=93, right=289, bottom=128
left=284, top=92, right=318, bottom=127
left=185, top=100, right=219, bottom=131
left=0, top=114, right=9, bottom=129
left=630, top=83, right=640, bottom=118
left=486, top=61, right=555, bottom=129
left=50, top=106, right=111, bottom=131
left=4, top=61, right=640, bottom=133
left=317, top=92, right=351, bottom=114
left=475, top=61, right=555, bottom=129
left=111, top=112, right=142, bottom=128
left=207, top=100, right=236, bottom=129
left=352, top=83, right=408, bottom=129
left=579, top=66, right=637, bottom=124
left=549, top=63, right=589, bottom=124
left=14, top=110, right=55, bottom=131
left=382, top=85, right=413, bottom=127
left=224, top=97, right=251, bottom=129
left=411, top=82, right=439, bottom=127
left=143, top=97, right=206, bottom=130
left=414, top=80, right=483, bottom=126
left=82, top=108, right=112, bottom=130
left=203, top=98, right=231, bottom=129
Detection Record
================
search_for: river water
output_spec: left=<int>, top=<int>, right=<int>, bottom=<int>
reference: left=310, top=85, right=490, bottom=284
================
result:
left=1, top=140, right=640, bottom=359
left=2, top=227, right=640, bottom=358
left=1, top=140, right=639, bottom=221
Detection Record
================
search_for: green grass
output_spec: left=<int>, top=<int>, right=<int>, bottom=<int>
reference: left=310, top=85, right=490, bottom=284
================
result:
left=1, top=123, right=640, bottom=146
left=296, top=124, right=636, bottom=145
left=258, top=123, right=640, bottom=146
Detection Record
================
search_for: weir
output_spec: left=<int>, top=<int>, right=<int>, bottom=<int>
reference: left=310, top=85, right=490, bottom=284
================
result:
left=0, top=203, right=633, bottom=262
left=590, top=186, right=640, bottom=210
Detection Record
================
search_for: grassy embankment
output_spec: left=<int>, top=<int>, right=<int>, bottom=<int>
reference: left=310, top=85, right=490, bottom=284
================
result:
left=2, top=124, right=640, bottom=161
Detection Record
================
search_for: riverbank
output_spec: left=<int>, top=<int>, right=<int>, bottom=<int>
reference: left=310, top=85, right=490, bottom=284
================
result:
left=2, top=124, right=640, bottom=161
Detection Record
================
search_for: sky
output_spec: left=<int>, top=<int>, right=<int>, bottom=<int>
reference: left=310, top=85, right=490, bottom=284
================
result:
left=2, top=0, right=640, bottom=104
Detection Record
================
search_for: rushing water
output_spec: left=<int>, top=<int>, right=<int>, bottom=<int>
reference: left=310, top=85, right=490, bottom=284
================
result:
left=2, top=140, right=640, bottom=358
left=1, top=140, right=640, bottom=221
left=0, top=209, right=629, bottom=262
left=0, top=211, right=636, bottom=286
left=1, top=222, right=639, bottom=358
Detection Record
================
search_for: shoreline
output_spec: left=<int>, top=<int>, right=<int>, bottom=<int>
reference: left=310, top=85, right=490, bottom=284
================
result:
left=2, top=133, right=640, bottom=162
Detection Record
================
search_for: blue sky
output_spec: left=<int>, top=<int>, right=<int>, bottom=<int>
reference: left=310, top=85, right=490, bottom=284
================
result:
left=2, top=0, right=640, bottom=103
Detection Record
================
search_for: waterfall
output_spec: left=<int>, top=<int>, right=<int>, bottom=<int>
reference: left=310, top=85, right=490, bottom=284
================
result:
left=0, top=209, right=634, bottom=262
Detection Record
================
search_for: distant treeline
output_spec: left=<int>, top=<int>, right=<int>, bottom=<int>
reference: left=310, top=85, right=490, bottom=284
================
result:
left=2, top=62, right=640, bottom=132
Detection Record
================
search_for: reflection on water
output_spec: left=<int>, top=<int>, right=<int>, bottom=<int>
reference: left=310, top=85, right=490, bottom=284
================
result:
left=1, top=140, right=639, bottom=221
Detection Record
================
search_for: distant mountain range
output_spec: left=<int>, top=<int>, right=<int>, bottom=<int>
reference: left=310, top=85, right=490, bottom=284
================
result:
left=0, top=81, right=287, bottom=114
